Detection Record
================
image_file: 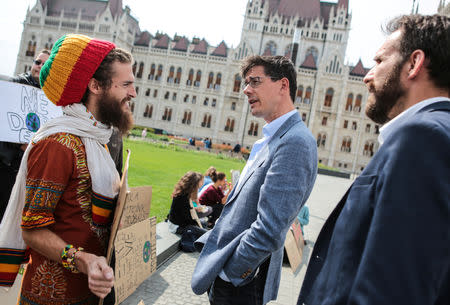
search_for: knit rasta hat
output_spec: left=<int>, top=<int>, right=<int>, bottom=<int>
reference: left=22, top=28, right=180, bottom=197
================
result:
left=40, top=34, right=115, bottom=106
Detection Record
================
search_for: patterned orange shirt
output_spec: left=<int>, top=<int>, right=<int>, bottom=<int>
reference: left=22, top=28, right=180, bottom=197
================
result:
left=19, top=133, right=111, bottom=305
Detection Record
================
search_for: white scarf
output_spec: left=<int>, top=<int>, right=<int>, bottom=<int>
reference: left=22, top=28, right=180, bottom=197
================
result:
left=0, top=103, right=120, bottom=252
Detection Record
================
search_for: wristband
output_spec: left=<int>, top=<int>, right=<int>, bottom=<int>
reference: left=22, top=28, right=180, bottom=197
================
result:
left=61, top=244, right=84, bottom=273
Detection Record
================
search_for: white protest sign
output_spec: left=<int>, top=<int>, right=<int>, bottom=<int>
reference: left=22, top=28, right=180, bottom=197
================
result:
left=0, top=80, right=62, bottom=144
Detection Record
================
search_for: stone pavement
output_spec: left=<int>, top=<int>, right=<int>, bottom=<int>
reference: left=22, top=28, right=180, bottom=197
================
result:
left=120, top=174, right=353, bottom=305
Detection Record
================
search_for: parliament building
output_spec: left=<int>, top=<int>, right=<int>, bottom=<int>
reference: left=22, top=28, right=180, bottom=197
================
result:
left=17, top=0, right=438, bottom=174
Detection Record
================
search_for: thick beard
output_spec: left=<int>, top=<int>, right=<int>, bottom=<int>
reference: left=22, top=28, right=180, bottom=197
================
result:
left=365, top=61, right=406, bottom=124
left=96, top=92, right=134, bottom=134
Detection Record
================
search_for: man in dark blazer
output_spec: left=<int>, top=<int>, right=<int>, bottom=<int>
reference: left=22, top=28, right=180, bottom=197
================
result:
left=298, top=14, right=449, bottom=305
left=191, top=56, right=318, bottom=305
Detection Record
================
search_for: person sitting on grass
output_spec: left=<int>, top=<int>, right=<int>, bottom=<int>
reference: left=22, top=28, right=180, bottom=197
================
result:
left=167, top=171, right=208, bottom=238
left=198, top=171, right=230, bottom=228
left=199, top=166, right=216, bottom=192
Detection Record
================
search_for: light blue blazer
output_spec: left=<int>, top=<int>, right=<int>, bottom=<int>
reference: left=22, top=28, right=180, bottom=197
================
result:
left=191, top=113, right=318, bottom=304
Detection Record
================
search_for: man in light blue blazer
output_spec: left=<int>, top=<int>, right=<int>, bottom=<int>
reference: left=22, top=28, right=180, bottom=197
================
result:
left=191, top=55, right=318, bottom=305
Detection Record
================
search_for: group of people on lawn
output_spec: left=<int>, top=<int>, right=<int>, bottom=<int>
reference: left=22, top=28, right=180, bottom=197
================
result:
left=166, top=167, right=230, bottom=239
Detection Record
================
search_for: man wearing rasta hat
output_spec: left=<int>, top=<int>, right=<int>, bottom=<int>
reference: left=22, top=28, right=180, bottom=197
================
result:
left=0, top=34, right=136, bottom=304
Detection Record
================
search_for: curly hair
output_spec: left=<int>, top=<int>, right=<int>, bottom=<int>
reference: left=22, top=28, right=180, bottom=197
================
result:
left=172, top=171, right=203, bottom=198
left=385, top=14, right=450, bottom=92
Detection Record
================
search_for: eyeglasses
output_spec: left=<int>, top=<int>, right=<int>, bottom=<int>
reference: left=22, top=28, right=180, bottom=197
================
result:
left=33, top=59, right=45, bottom=66
left=242, top=76, right=277, bottom=90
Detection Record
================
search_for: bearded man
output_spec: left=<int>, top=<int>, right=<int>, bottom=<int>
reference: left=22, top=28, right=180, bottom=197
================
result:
left=0, top=34, right=135, bottom=304
left=298, top=14, right=449, bottom=305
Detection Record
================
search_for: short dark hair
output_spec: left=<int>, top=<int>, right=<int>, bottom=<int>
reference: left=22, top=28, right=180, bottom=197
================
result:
left=38, top=49, right=51, bottom=56
left=385, top=14, right=450, bottom=91
left=241, top=55, right=297, bottom=102
left=81, top=48, right=133, bottom=103
left=211, top=171, right=226, bottom=183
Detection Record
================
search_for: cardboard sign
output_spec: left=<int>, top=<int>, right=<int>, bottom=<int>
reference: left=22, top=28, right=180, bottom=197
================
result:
left=284, top=219, right=305, bottom=272
left=230, top=170, right=240, bottom=187
left=291, top=218, right=305, bottom=250
left=114, top=217, right=157, bottom=304
left=120, top=186, right=152, bottom=229
left=0, top=80, right=62, bottom=143
left=105, top=150, right=131, bottom=264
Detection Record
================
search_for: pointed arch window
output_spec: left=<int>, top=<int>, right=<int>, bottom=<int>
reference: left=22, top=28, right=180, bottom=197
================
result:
left=167, top=66, right=175, bottom=83
left=207, top=72, right=214, bottom=89
left=132, top=62, right=137, bottom=75
left=137, top=62, right=144, bottom=78
left=224, top=118, right=235, bottom=132
left=186, top=69, right=194, bottom=86
left=148, top=64, right=156, bottom=80
left=346, top=93, right=353, bottom=111
left=182, top=110, right=192, bottom=125
left=305, top=46, right=318, bottom=63
left=363, top=141, right=376, bottom=157
left=162, top=107, right=172, bottom=121
left=354, top=94, right=362, bottom=112
left=264, top=41, right=277, bottom=55
left=201, top=114, right=212, bottom=128
left=156, top=64, right=163, bottom=81
left=26, top=40, right=36, bottom=57
left=296, top=85, right=304, bottom=103
left=341, top=137, right=352, bottom=153
left=233, top=74, right=241, bottom=92
left=143, top=104, right=153, bottom=118
left=215, top=73, right=222, bottom=90
left=194, top=70, right=202, bottom=87
left=304, top=87, right=312, bottom=104
left=248, top=122, right=259, bottom=136
left=317, top=133, right=326, bottom=148
left=175, top=67, right=182, bottom=84
left=324, top=88, right=334, bottom=107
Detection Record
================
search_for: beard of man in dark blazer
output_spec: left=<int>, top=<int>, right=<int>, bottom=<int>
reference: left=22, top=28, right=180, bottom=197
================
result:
left=298, top=14, right=450, bottom=305
left=191, top=56, right=318, bottom=305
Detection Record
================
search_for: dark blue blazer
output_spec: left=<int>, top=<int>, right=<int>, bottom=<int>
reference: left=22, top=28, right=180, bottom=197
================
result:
left=298, top=101, right=450, bottom=305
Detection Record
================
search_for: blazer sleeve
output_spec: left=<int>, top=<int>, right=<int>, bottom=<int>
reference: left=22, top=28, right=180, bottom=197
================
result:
left=223, top=130, right=317, bottom=286
left=347, top=121, right=450, bottom=304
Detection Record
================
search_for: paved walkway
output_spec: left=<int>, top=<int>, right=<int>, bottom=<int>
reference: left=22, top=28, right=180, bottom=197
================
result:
left=121, top=174, right=353, bottom=305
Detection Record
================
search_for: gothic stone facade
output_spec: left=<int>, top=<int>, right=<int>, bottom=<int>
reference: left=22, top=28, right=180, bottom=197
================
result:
left=15, top=0, right=385, bottom=174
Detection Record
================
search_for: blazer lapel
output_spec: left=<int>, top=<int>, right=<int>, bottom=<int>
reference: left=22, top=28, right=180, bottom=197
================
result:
left=227, top=113, right=302, bottom=204
left=227, top=144, right=268, bottom=203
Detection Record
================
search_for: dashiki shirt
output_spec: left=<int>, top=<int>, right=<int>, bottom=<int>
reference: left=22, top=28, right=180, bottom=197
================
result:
left=19, top=133, right=114, bottom=305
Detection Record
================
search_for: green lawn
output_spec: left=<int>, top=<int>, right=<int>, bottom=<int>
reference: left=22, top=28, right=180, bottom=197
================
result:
left=123, top=138, right=245, bottom=223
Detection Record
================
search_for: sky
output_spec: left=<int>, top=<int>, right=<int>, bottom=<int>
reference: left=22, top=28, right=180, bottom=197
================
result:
left=0, top=0, right=444, bottom=76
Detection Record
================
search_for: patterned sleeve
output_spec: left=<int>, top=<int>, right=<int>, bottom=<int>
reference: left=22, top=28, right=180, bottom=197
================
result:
left=21, top=137, right=74, bottom=229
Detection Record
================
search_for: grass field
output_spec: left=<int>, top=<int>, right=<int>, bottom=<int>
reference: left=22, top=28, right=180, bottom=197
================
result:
left=122, top=138, right=245, bottom=222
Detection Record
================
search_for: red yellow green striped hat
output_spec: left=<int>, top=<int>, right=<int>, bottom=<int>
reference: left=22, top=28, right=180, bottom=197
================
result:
left=40, top=34, right=115, bottom=106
